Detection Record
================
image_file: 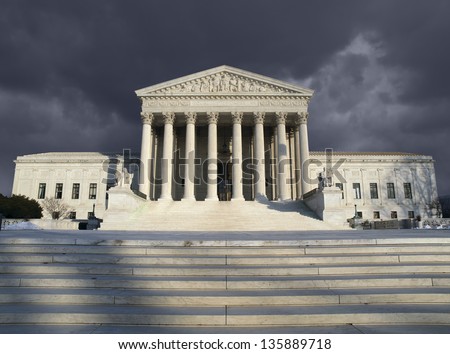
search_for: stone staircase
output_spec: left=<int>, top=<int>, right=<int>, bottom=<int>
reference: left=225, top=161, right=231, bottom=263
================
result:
left=102, top=200, right=344, bottom=231
left=1, top=230, right=450, bottom=333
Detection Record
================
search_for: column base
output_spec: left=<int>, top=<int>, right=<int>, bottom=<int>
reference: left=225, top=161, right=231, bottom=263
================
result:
left=205, top=197, right=219, bottom=202
left=181, top=197, right=196, bottom=202
left=254, top=195, right=269, bottom=202
left=277, top=198, right=291, bottom=202
left=158, top=196, right=173, bottom=202
left=231, top=197, right=245, bottom=202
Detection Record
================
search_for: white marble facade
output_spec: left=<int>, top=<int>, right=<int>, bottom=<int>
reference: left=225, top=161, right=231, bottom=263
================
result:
left=12, top=66, right=439, bottom=224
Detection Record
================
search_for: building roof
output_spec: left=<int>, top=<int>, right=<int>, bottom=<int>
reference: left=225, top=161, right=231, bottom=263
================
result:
left=15, top=152, right=139, bottom=163
left=310, top=151, right=434, bottom=162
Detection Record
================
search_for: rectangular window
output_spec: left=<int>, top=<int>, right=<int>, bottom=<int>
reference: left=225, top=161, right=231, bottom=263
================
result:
left=373, top=211, right=380, bottom=219
left=89, top=183, right=97, bottom=199
left=55, top=183, right=63, bottom=199
left=72, top=183, right=80, bottom=199
left=69, top=211, right=77, bottom=219
left=87, top=211, right=94, bottom=218
left=335, top=183, right=344, bottom=199
left=387, top=183, right=396, bottom=199
left=404, top=182, right=413, bottom=199
left=391, top=211, right=398, bottom=219
left=370, top=183, right=378, bottom=199
left=353, top=183, right=361, bottom=199
left=38, top=183, right=46, bottom=199
left=408, top=211, right=415, bottom=219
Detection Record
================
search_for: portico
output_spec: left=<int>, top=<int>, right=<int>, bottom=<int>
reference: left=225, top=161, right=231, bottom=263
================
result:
left=136, top=65, right=313, bottom=202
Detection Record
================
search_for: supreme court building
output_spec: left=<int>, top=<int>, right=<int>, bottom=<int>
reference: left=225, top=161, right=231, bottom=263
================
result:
left=12, top=66, right=439, bottom=230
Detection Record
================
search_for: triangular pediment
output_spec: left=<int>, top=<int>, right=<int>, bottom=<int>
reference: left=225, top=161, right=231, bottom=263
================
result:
left=136, top=65, right=313, bottom=97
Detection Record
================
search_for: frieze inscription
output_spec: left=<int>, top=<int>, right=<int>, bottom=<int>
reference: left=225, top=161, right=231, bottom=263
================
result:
left=142, top=97, right=309, bottom=108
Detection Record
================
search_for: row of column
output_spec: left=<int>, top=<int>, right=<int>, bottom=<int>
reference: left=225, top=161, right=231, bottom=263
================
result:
left=139, top=112, right=310, bottom=201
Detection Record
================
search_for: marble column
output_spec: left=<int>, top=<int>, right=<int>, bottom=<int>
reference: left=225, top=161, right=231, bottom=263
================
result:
left=294, top=124, right=302, bottom=199
left=182, top=112, right=196, bottom=201
left=206, top=112, right=219, bottom=201
left=270, top=133, right=277, bottom=200
left=253, top=112, right=266, bottom=200
left=139, top=112, right=153, bottom=199
left=273, top=128, right=279, bottom=199
left=231, top=112, right=244, bottom=201
left=276, top=112, right=289, bottom=201
left=160, top=112, right=175, bottom=200
left=298, top=112, right=310, bottom=197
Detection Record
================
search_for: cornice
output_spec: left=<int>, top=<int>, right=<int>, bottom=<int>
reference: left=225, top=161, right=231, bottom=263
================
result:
left=140, top=94, right=311, bottom=100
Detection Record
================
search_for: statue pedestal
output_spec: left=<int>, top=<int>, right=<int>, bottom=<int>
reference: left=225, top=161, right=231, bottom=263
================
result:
left=107, top=186, right=145, bottom=211
left=304, top=187, right=346, bottom=225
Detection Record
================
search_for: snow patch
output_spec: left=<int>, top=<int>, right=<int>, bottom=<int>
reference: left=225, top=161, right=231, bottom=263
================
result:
left=3, top=221, right=41, bottom=230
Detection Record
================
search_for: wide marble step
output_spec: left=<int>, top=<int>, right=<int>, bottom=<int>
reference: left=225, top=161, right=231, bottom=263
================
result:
left=226, top=304, right=450, bottom=326
left=3, top=243, right=450, bottom=257
left=2, top=262, right=450, bottom=277
left=2, top=234, right=450, bottom=247
left=0, top=273, right=445, bottom=289
left=1, top=303, right=450, bottom=326
left=3, top=253, right=450, bottom=267
left=1, top=287, right=450, bottom=306
left=0, top=304, right=225, bottom=326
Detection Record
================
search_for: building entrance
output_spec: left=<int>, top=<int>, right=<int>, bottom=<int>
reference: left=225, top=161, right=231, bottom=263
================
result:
left=217, top=160, right=232, bottom=201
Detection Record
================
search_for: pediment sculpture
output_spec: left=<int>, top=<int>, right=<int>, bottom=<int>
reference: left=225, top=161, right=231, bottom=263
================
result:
left=152, top=72, right=296, bottom=95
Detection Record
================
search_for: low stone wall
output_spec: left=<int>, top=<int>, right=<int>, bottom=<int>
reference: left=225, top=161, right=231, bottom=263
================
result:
left=421, top=218, right=450, bottom=229
left=32, top=219, right=79, bottom=230
left=0, top=218, right=79, bottom=230
left=350, top=218, right=450, bottom=230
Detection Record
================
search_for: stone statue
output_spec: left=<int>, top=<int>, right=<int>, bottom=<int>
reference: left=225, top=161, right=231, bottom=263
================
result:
left=229, top=77, right=238, bottom=92
left=116, top=167, right=133, bottom=187
left=123, top=167, right=133, bottom=186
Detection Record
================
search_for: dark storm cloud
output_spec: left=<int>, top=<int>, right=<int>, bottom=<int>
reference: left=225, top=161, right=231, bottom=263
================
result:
left=1, top=0, right=449, bottom=196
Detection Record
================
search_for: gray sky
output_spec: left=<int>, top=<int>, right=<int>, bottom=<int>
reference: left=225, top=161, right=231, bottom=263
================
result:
left=1, top=0, right=449, bottom=196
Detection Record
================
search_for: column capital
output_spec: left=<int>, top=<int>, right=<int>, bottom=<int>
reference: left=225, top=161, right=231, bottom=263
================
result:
left=296, top=111, right=309, bottom=125
left=275, top=112, right=287, bottom=125
left=140, top=112, right=154, bottom=125
left=231, top=112, right=243, bottom=124
left=184, top=112, right=197, bottom=125
left=162, top=112, right=175, bottom=125
left=207, top=112, right=219, bottom=124
left=253, top=112, right=265, bottom=125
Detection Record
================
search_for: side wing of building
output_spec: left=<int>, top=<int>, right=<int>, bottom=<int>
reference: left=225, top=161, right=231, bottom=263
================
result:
left=12, top=152, right=138, bottom=219
left=309, top=151, right=439, bottom=220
